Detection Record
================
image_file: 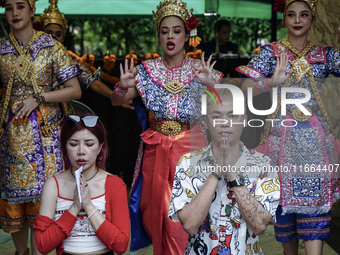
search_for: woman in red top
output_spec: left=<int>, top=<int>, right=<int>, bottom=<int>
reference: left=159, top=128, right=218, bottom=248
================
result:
left=34, top=114, right=130, bottom=255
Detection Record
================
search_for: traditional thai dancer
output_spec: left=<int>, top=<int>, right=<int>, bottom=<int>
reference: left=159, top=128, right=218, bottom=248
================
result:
left=111, top=0, right=223, bottom=253
left=237, top=0, right=340, bottom=254
left=40, top=0, right=113, bottom=100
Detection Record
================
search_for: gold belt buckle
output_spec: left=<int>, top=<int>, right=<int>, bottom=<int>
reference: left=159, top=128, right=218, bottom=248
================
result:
left=161, top=121, right=182, bottom=136
left=291, top=107, right=312, bottom=122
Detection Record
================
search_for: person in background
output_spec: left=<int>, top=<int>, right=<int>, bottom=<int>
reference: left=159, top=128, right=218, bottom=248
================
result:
left=169, top=88, right=280, bottom=254
left=0, top=0, right=81, bottom=254
left=40, top=0, right=113, bottom=99
left=34, top=114, right=130, bottom=255
left=111, top=0, right=223, bottom=253
left=200, top=19, right=238, bottom=57
left=237, top=0, right=340, bottom=254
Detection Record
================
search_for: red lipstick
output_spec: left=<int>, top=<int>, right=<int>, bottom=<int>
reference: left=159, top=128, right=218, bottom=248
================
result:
left=13, top=19, right=21, bottom=23
left=293, top=26, right=302, bottom=30
left=167, top=41, right=175, bottom=51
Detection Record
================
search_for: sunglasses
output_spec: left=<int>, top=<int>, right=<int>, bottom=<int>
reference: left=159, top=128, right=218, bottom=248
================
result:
left=66, top=115, right=99, bottom=128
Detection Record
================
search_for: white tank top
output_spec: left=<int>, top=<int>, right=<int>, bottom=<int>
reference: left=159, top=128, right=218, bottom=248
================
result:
left=53, top=177, right=107, bottom=253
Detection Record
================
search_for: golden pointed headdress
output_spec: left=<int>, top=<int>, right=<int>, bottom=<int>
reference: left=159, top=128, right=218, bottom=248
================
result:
left=152, top=0, right=191, bottom=34
left=152, top=0, right=201, bottom=47
left=28, top=0, right=35, bottom=8
left=287, top=0, right=317, bottom=16
left=40, top=0, right=68, bottom=32
left=274, top=0, right=318, bottom=17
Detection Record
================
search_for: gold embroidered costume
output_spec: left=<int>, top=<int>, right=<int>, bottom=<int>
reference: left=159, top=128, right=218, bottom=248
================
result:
left=0, top=32, right=78, bottom=207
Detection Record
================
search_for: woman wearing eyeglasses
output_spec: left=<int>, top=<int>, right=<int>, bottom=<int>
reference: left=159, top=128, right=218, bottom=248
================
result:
left=34, top=114, right=130, bottom=255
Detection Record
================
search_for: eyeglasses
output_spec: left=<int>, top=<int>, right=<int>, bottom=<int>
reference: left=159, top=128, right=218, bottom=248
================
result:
left=66, top=115, right=99, bottom=128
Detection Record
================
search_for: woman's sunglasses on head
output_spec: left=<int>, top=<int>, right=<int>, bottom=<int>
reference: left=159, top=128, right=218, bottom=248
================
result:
left=66, top=115, right=99, bottom=127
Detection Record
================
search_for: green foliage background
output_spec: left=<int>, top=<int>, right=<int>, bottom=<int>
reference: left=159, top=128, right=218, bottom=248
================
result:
left=68, top=17, right=287, bottom=57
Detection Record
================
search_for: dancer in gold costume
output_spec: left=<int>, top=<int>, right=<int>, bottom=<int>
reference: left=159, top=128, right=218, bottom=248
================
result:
left=0, top=1, right=81, bottom=254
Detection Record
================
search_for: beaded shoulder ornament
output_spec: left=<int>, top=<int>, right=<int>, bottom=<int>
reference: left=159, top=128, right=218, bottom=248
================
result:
left=153, top=0, right=201, bottom=47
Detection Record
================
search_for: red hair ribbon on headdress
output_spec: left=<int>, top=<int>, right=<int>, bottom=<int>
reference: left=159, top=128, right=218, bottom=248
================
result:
left=273, top=0, right=286, bottom=13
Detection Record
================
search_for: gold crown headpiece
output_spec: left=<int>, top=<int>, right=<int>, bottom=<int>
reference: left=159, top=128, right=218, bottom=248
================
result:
left=287, top=0, right=317, bottom=16
left=152, top=0, right=201, bottom=47
left=40, top=0, right=68, bottom=32
left=152, top=0, right=191, bottom=34
left=28, top=0, right=35, bottom=8
left=274, top=0, right=318, bottom=17
left=0, top=0, right=36, bottom=8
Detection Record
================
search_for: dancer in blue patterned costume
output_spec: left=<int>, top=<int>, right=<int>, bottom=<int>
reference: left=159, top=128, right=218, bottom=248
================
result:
left=111, top=1, right=223, bottom=253
left=237, top=0, right=340, bottom=254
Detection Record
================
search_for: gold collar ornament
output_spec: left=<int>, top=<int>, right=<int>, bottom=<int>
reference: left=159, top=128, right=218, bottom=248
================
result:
left=281, top=40, right=315, bottom=82
left=9, top=32, right=37, bottom=82
left=290, top=57, right=312, bottom=82
left=40, top=0, right=68, bottom=32
left=13, top=54, right=32, bottom=82
left=163, top=58, right=186, bottom=95
left=163, top=80, right=185, bottom=94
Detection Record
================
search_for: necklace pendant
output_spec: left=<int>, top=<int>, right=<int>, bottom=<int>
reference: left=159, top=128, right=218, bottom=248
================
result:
left=163, top=80, right=185, bottom=94
left=291, top=56, right=312, bottom=82
left=13, top=54, right=32, bottom=81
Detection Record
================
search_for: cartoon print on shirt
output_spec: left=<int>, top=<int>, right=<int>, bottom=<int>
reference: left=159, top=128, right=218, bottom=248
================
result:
left=209, top=225, right=232, bottom=255
left=200, top=213, right=212, bottom=234
left=209, top=212, right=220, bottom=240
left=169, top=144, right=280, bottom=254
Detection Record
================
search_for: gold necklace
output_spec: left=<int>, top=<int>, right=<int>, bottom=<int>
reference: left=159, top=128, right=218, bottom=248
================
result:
left=281, top=40, right=315, bottom=82
left=163, top=57, right=186, bottom=95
